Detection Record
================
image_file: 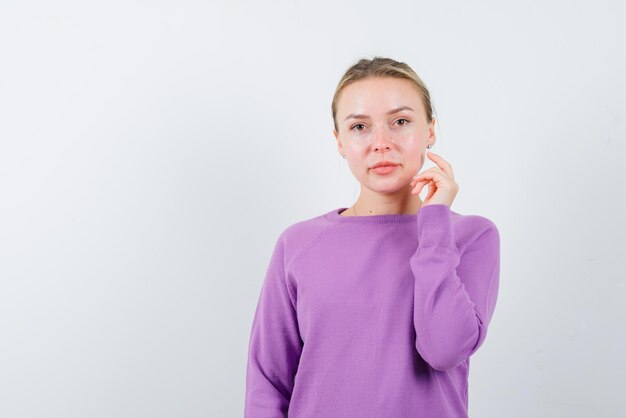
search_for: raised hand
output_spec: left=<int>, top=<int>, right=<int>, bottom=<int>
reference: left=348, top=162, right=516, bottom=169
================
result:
left=409, top=151, right=459, bottom=208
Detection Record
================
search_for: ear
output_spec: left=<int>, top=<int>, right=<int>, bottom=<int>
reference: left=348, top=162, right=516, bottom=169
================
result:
left=427, top=117, right=436, bottom=144
left=333, top=129, right=344, bottom=157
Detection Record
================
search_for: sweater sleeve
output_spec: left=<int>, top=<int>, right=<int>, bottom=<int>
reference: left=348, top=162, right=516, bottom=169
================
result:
left=244, top=233, right=303, bottom=418
left=410, top=204, right=500, bottom=372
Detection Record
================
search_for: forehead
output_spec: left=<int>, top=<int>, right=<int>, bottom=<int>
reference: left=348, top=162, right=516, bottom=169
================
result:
left=338, top=77, right=423, bottom=112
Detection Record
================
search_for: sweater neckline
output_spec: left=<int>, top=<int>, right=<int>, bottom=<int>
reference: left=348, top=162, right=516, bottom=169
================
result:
left=325, top=207, right=418, bottom=224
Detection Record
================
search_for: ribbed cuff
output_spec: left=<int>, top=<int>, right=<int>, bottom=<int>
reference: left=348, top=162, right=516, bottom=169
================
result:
left=417, top=204, right=456, bottom=250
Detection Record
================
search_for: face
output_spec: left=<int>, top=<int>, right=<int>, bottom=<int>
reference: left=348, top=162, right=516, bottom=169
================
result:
left=333, top=76, right=436, bottom=194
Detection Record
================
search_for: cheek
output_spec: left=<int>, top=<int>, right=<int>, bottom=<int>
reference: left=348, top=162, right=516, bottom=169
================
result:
left=401, top=135, right=423, bottom=155
left=397, top=129, right=422, bottom=145
left=347, top=141, right=370, bottom=155
left=404, top=137, right=420, bottom=149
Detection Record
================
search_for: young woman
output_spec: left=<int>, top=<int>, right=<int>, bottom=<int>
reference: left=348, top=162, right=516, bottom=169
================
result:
left=244, top=57, right=500, bottom=418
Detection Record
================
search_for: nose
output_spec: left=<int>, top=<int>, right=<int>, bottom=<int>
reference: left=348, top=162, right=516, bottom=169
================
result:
left=371, top=126, right=393, bottom=153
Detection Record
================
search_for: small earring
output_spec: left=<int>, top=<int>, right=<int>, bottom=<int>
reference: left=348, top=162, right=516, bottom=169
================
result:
left=342, top=155, right=346, bottom=159
left=426, top=144, right=432, bottom=149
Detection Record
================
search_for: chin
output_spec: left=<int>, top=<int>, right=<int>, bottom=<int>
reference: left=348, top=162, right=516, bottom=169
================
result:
left=364, top=180, right=409, bottom=193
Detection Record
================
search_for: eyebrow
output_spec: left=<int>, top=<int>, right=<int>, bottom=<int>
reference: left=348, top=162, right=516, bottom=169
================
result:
left=344, top=106, right=415, bottom=122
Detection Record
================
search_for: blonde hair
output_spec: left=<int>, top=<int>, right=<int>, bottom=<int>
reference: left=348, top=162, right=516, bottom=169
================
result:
left=331, top=57, right=436, bottom=132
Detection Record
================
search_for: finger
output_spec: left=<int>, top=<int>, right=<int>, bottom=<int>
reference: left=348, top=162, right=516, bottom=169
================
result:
left=411, top=167, right=436, bottom=182
left=426, top=151, right=454, bottom=179
left=410, top=172, right=433, bottom=191
left=427, top=152, right=454, bottom=178
left=411, top=170, right=445, bottom=194
left=413, top=166, right=445, bottom=176
left=410, top=179, right=430, bottom=194
left=410, top=173, right=433, bottom=188
left=411, top=167, right=447, bottom=185
left=411, top=169, right=448, bottom=190
left=424, top=180, right=436, bottom=200
left=411, top=179, right=429, bottom=195
left=410, top=177, right=429, bottom=188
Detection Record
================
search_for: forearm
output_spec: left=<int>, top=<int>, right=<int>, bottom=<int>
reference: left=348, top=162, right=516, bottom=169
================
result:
left=410, top=204, right=500, bottom=371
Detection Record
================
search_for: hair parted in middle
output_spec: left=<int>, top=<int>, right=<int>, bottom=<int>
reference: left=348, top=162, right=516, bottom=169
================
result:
left=331, top=57, right=436, bottom=133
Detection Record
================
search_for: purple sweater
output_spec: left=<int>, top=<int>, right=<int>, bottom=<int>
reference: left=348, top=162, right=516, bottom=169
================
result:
left=244, top=204, right=500, bottom=417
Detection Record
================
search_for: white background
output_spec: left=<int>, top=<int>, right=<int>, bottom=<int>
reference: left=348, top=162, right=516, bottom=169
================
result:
left=1, top=0, right=624, bottom=417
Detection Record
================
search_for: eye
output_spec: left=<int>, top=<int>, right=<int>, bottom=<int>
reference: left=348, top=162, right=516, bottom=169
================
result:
left=350, top=123, right=366, bottom=131
left=396, top=118, right=410, bottom=126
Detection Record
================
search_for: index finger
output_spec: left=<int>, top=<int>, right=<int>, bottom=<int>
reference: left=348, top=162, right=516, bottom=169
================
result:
left=427, top=151, right=454, bottom=179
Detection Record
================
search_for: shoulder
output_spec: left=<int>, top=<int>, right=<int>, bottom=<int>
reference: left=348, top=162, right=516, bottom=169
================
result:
left=273, top=211, right=334, bottom=269
left=450, top=208, right=500, bottom=253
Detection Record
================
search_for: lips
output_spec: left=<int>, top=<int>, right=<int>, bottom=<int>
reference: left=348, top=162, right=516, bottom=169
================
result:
left=371, top=161, right=399, bottom=169
left=372, top=165, right=399, bottom=175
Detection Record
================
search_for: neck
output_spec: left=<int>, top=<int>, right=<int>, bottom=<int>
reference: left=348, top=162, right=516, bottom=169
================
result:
left=345, top=188, right=423, bottom=216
